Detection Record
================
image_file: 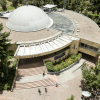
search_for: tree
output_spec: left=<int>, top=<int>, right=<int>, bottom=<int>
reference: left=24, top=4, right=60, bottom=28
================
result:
left=12, top=0, right=18, bottom=8
left=96, top=16, right=100, bottom=27
left=0, top=0, right=7, bottom=11
left=67, top=95, right=74, bottom=100
left=91, top=0, right=100, bottom=14
left=81, top=59, right=100, bottom=91
left=0, top=23, right=14, bottom=82
left=0, top=23, right=3, bottom=32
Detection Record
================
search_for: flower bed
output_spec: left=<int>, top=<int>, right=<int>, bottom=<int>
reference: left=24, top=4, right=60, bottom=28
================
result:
left=45, top=53, right=82, bottom=73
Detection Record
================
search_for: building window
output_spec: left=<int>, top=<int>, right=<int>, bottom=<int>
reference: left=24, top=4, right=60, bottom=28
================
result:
left=81, top=43, right=84, bottom=47
left=94, top=47, right=98, bottom=51
left=74, top=45, right=75, bottom=49
left=79, top=42, right=98, bottom=53
left=89, top=46, right=93, bottom=50
left=84, top=44, right=89, bottom=48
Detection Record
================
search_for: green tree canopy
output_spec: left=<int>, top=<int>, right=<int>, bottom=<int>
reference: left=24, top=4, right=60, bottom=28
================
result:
left=67, top=95, right=74, bottom=100
left=91, top=0, right=100, bottom=14
left=81, top=59, right=100, bottom=91
left=0, top=23, right=15, bottom=82
left=0, top=0, right=7, bottom=11
left=12, top=0, right=18, bottom=8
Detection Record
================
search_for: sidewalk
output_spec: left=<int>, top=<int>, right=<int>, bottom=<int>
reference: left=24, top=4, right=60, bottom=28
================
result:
left=56, top=58, right=85, bottom=83
left=0, top=59, right=85, bottom=100
left=16, top=74, right=48, bottom=83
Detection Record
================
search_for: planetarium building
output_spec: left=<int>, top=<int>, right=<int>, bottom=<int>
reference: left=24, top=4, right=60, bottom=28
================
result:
left=0, top=5, right=100, bottom=63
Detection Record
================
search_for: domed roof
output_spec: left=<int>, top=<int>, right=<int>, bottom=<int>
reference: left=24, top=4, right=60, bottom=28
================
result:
left=6, top=5, right=51, bottom=32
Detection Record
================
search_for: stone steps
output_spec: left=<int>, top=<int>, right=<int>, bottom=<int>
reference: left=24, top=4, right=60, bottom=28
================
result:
left=14, top=78, right=59, bottom=89
left=18, top=66, right=46, bottom=77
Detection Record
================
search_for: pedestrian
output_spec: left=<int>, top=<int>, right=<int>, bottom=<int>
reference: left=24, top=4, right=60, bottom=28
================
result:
left=81, top=95, right=84, bottom=100
left=45, top=88, right=47, bottom=93
left=38, top=88, right=41, bottom=95
left=43, top=72, right=45, bottom=76
left=55, top=83, right=58, bottom=87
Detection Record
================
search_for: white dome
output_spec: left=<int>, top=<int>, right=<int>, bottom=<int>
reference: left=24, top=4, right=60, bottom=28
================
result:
left=6, top=5, right=51, bottom=32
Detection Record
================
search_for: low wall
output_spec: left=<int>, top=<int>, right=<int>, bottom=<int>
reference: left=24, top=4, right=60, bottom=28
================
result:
left=45, top=57, right=81, bottom=74
left=11, top=59, right=19, bottom=92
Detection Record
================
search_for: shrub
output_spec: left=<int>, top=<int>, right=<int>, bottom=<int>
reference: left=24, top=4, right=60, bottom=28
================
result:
left=45, top=61, right=53, bottom=71
left=70, top=54, right=77, bottom=60
left=46, top=53, right=82, bottom=72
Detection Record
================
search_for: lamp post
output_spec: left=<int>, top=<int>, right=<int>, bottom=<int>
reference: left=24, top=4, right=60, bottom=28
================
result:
left=77, top=0, right=78, bottom=13
left=63, top=0, right=65, bottom=10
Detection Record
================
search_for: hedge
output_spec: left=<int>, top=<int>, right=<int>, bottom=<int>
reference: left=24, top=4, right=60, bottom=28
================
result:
left=45, top=53, right=82, bottom=72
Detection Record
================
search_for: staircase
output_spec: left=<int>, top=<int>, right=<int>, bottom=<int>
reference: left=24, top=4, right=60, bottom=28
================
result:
left=14, top=78, right=59, bottom=89
left=18, top=66, right=46, bottom=77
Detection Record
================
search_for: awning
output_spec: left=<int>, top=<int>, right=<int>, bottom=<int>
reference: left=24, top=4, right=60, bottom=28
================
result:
left=14, top=34, right=76, bottom=59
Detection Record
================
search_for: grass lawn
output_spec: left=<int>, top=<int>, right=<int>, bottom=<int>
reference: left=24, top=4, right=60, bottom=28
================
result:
left=7, top=6, right=15, bottom=10
left=0, top=6, right=15, bottom=12
left=6, top=0, right=11, bottom=5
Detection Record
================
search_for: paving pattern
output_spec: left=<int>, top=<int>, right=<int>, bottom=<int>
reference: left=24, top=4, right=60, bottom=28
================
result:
left=18, top=66, right=46, bottom=77
left=14, top=78, right=59, bottom=89
left=0, top=75, right=82, bottom=100
left=14, top=58, right=60, bottom=90
left=0, top=55, right=99, bottom=100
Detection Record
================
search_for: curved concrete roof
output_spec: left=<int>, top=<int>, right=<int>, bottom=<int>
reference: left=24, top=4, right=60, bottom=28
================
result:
left=0, top=9, right=100, bottom=44
left=6, top=5, right=51, bottom=32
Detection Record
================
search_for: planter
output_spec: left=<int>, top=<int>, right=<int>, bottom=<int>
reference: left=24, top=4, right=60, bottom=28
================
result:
left=46, top=57, right=81, bottom=74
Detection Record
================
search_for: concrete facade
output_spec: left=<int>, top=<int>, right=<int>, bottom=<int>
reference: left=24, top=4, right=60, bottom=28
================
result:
left=0, top=7, right=100, bottom=59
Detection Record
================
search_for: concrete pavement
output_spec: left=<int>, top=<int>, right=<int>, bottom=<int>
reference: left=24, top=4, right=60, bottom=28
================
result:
left=16, top=74, right=48, bottom=83
left=56, top=58, right=85, bottom=83
left=0, top=58, right=95, bottom=100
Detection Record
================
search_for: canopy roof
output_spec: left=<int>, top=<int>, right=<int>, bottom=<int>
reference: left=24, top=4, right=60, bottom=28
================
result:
left=43, top=4, right=57, bottom=9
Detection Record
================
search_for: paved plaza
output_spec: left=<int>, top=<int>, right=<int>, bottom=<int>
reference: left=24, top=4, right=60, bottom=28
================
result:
left=0, top=55, right=98, bottom=100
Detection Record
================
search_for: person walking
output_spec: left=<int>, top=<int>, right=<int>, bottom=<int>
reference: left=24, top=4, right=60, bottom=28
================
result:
left=55, top=83, right=58, bottom=87
left=38, top=88, right=41, bottom=95
left=81, top=95, right=84, bottom=100
left=45, top=88, right=47, bottom=93
left=43, top=72, right=45, bottom=76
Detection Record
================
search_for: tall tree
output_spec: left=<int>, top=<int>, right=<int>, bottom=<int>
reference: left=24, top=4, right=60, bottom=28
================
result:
left=91, top=0, right=100, bottom=14
left=0, top=23, right=14, bottom=82
left=0, top=0, right=7, bottom=11
left=81, top=59, right=100, bottom=91
left=12, top=0, right=18, bottom=8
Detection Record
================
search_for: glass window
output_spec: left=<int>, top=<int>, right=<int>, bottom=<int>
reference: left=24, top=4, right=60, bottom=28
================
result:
left=81, top=43, right=84, bottom=47
left=84, top=44, right=89, bottom=48
left=89, top=46, right=93, bottom=50
left=94, top=47, right=98, bottom=51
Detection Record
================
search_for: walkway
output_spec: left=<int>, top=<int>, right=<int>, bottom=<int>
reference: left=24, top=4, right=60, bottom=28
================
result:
left=0, top=55, right=98, bottom=100
left=14, top=58, right=60, bottom=89
left=0, top=75, right=82, bottom=100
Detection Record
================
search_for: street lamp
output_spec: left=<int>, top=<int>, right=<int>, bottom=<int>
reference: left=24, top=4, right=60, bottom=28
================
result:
left=77, top=0, right=78, bottom=13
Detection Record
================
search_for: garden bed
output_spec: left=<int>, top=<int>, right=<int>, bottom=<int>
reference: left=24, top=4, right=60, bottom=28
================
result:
left=45, top=53, right=82, bottom=74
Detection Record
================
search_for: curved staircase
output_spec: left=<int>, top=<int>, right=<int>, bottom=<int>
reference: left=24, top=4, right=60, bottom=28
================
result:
left=14, top=58, right=60, bottom=89
left=14, top=78, right=59, bottom=89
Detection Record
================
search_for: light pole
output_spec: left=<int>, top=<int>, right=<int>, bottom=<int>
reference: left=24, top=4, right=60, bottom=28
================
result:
left=63, top=0, right=65, bottom=9
left=77, top=0, right=78, bottom=13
